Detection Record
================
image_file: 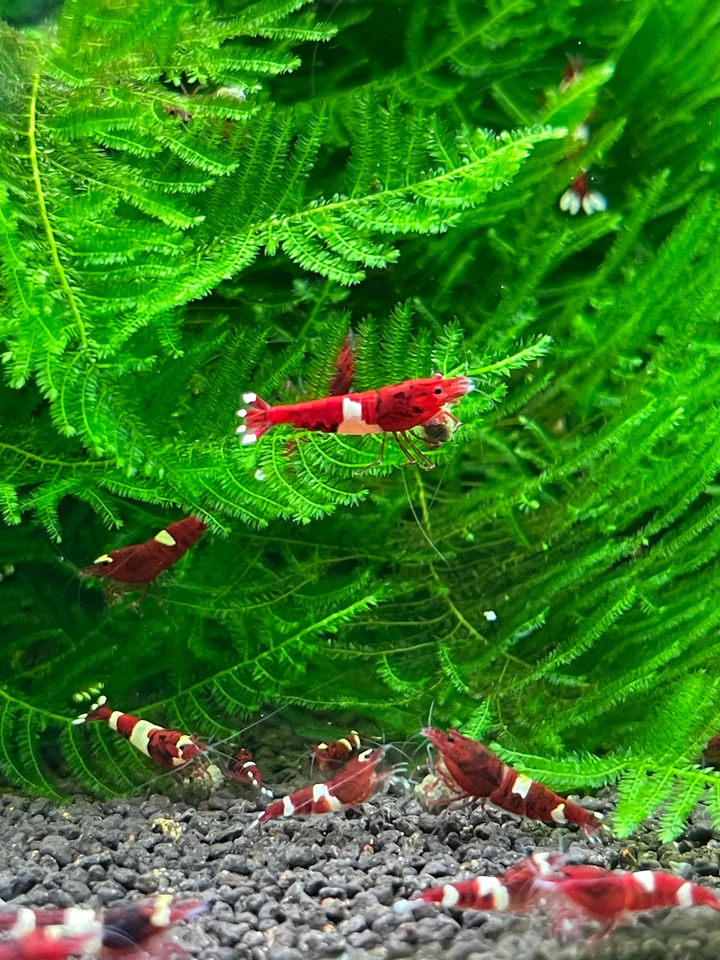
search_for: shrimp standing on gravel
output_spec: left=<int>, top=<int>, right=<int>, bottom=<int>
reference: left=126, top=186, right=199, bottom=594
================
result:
left=422, top=727, right=604, bottom=837
left=252, top=746, right=392, bottom=825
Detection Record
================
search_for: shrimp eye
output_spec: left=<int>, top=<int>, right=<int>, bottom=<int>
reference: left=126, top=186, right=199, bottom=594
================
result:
left=446, top=734, right=455, bottom=743
left=434, top=387, right=442, bottom=395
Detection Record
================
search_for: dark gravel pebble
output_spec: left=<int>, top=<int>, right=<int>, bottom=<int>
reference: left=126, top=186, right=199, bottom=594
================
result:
left=0, top=787, right=719, bottom=960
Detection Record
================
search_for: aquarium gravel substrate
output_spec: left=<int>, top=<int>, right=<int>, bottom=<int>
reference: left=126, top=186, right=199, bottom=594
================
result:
left=1, top=790, right=720, bottom=960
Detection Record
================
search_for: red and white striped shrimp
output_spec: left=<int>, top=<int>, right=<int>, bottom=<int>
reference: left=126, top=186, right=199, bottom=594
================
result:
left=422, top=727, right=604, bottom=837
left=253, top=746, right=390, bottom=826
left=72, top=695, right=210, bottom=772
left=396, top=853, right=561, bottom=918
left=100, top=896, right=206, bottom=960
left=227, top=747, right=273, bottom=797
left=312, top=730, right=362, bottom=773
left=399, top=854, right=720, bottom=938
left=236, top=374, right=474, bottom=467
left=0, top=907, right=102, bottom=960
left=414, top=854, right=553, bottom=914
left=535, top=865, right=720, bottom=934
left=81, top=517, right=207, bottom=600
left=0, top=896, right=206, bottom=960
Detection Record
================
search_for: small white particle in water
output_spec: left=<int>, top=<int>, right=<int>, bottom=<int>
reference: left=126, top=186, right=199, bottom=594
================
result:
left=483, top=611, right=497, bottom=621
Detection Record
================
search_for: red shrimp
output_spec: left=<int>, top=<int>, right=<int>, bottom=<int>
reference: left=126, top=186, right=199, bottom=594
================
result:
left=312, top=730, right=362, bottom=773
left=81, top=517, right=207, bottom=596
left=559, top=55, right=585, bottom=93
left=0, top=908, right=102, bottom=960
left=401, top=852, right=563, bottom=917
left=0, top=898, right=205, bottom=960
left=100, top=896, right=206, bottom=960
left=227, top=747, right=273, bottom=797
left=422, top=727, right=604, bottom=837
left=235, top=375, right=473, bottom=468
left=537, top=867, right=720, bottom=932
left=328, top=333, right=356, bottom=397
left=559, top=172, right=607, bottom=216
left=72, top=695, right=209, bottom=771
left=702, top=732, right=720, bottom=765
left=253, top=746, right=390, bottom=826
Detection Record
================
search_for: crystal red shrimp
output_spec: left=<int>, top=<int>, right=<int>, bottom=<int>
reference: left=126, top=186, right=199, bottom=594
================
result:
left=72, top=695, right=210, bottom=771
left=536, top=866, right=720, bottom=933
left=312, top=730, right=362, bottom=773
left=0, top=897, right=206, bottom=960
left=100, top=896, right=206, bottom=960
left=0, top=907, right=102, bottom=960
left=227, top=747, right=273, bottom=797
left=422, top=727, right=604, bottom=837
left=81, top=517, right=207, bottom=592
left=399, top=854, right=720, bottom=938
left=235, top=374, right=474, bottom=467
left=252, top=746, right=391, bottom=826
left=399, top=853, right=563, bottom=917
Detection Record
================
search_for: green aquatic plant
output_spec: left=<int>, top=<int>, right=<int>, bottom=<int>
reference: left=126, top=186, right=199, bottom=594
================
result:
left=2, top=0, right=720, bottom=839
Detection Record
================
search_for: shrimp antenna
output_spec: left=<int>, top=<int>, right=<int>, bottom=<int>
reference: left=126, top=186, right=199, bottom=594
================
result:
left=425, top=462, right=449, bottom=514
left=401, top=471, right=447, bottom=564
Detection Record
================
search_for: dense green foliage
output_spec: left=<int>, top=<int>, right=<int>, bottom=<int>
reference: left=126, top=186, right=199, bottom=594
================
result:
left=2, top=0, right=720, bottom=839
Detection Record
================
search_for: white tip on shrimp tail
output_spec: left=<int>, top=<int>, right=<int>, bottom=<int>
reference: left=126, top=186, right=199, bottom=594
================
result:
left=241, top=433, right=257, bottom=445
left=72, top=713, right=88, bottom=725
left=242, top=392, right=257, bottom=404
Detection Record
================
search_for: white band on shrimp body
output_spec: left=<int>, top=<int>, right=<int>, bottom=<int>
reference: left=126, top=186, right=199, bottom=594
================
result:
left=473, top=876, right=509, bottom=911
left=337, top=398, right=382, bottom=436
left=342, top=398, right=363, bottom=421
left=129, top=720, right=163, bottom=755
left=11, top=908, right=36, bottom=938
left=634, top=872, right=655, bottom=893
left=510, top=774, right=533, bottom=798
left=441, top=885, right=460, bottom=907
left=676, top=882, right=694, bottom=907
left=108, top=711, right=123, bottom=731
left=311, top=782, right=343, bottom=810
